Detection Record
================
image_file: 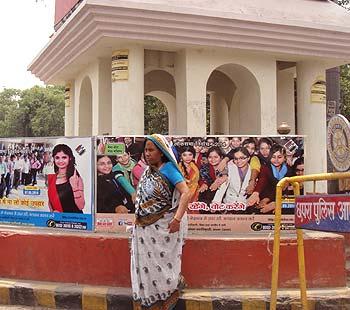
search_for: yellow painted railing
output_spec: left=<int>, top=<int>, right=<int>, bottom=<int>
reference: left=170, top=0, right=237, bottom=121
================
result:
left=270, top=171, right=350, bottom=310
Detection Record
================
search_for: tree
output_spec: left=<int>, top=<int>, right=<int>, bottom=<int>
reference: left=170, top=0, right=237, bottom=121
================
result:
left=336, top=1, right=350, bottom=120
left=337, top=0, right=350, bottom=7
left=0, top=85, right=64, bottom=137
left=144, top=95, right=168, bottom=135
left=340, top=64, right=350, bottom=119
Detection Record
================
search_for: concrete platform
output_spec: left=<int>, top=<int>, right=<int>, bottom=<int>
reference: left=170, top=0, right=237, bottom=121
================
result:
left=0, top=228, right=346, bottom=289
left=0, top=278, right=349, bottom=310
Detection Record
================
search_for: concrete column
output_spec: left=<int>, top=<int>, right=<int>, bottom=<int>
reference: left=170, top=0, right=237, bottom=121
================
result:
left=98, top=58, right=112, bottom=135
left=209, top=92, right=215, bottom=135
left=174, top=49, right=207, bottom=135
left=64, top=81, right=74, bottom=136
left=277, top=68, right=296, bottom=134
left=186, top=50, right=207, bottom=136
left=111, top=45, right=144, bottom=135
left=229, top=92, right=240, bottom=134
left=259, top=62, right=277, bottom=135
left=174, top=50, right=188, bottom=134
left=91, top=65, right=99, bottom=136
left=77, top=76, right=93, bottom=136
left=297, top=61, right=327, bottom=192
left=210, top=92, right=229, bottom=135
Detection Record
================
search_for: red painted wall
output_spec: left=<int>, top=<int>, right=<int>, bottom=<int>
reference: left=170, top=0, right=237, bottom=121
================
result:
left=0, top=230, right=345, bottom=289
left=55, top=0, right=81, bottom=27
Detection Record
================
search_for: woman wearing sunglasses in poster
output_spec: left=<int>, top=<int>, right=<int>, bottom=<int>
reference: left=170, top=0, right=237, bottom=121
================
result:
left=212, top=147, right=252, bottom=213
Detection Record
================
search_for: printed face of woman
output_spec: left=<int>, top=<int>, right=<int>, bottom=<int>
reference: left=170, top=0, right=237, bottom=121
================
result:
left=54, top=151, right=70, bottom=170
left=193, top=144, right=202, bottom=153
left=259, top=142, right=271, bottom=158
left=181, top=151, right=194, bottom=164
left=117, top=152, right=130, bottom=166
left=97, top=156, right=113, bottom=175
left=233, top=151, right=249, bottom=169
left=231, top=138, right=241, bottom=148
left=295, top=164, right=304, bottom=176
left=144, top=140, right=163, bottom=167
left=208, top=151, right=221, bottom=167
left=244, top=143, right=255, bottom=156
left=270, top=151, right=285, bottom=169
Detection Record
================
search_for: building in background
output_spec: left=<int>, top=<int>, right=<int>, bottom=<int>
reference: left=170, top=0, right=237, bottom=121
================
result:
left=29, top=0, right=350, bottom=192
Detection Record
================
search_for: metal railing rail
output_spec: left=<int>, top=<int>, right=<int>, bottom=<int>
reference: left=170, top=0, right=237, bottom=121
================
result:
left=270, top=171, right=350, bottom=310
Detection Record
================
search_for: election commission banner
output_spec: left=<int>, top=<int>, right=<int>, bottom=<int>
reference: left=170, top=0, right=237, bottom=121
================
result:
left=95, top=135, right=304, bottom=234
left=0, top=137, right=93, bottom=231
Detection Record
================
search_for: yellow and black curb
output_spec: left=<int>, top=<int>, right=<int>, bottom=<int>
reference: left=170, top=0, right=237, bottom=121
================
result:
left=0, top=279, right=132, bottom=310
left=1, top=278, right=350, bottom=309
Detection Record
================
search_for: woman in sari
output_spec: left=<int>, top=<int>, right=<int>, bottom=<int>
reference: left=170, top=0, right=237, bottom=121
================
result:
left=131, top=134, right=191, bottom=310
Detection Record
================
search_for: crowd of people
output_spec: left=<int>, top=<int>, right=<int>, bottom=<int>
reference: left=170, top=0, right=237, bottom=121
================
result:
left=96, top=135, right=304, bottom=215
left=0, top=144, right=54, bottom=199
left=0, top=142, right=87, bottom=214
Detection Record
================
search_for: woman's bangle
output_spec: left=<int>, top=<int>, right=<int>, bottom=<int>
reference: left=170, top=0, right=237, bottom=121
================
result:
left=173, top=216, right=181, bottom=223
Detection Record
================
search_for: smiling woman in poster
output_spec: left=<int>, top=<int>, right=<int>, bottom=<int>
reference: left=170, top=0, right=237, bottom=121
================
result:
left=47, top=144, right=85, bottom=213
left=96, top=155, right=134, bottom=213
left=221, top=147, right=252, bottom=207
left=131, top=134, right=190, bottom=310
left=247, top=144, right=292, bottom=213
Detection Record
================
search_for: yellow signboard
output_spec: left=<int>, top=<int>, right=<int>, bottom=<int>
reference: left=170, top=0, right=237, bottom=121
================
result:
left=310, top=77, right=326, bottom=104
left=64, top=83, right=71, bottom=107
left=112, top=49, right=129, bottom=81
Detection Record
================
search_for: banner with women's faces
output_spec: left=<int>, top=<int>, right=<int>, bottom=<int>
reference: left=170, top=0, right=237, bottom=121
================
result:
left=95, top=135, right=305, bottom=234
left=0, top=137, right=93, bottom=231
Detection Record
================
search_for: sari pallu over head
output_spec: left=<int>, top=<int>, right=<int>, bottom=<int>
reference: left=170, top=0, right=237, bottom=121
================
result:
left=134, top=134, right=183, bottom=226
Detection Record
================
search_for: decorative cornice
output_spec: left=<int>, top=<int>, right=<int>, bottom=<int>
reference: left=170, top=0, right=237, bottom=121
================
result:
left=29, top=1, right=350, bottom=83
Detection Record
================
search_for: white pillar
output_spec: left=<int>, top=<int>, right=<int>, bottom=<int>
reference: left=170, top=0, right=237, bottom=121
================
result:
left=174, top=49, right=207, bottom=136
left=217, top=96, right=229, bottom=135
left=297, top=61, right=327, bottom=192
left=111, top=45, right=144, bottom=135
left=210, top=92, right=229, bottom=135
left=64, top=81, right=74, bottom=136
left=277, top=68, right=295, bottom=134
left=259, top=62, right=277, bottom=135
left=229, top=92, right=240, bottom=134
left=98, top=58, right=112, bottom=135
left=209, top=92, right=215, bottom=135
left=77, top=76, right=93, bottom=136
left=174, top=50, right=188, bottom=135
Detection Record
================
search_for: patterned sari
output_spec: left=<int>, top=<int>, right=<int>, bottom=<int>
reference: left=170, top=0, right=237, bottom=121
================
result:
left=131, top=135, right=187, bottom=310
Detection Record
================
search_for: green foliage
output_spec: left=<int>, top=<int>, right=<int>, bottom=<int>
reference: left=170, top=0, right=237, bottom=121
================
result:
left=144, top=95, right=168, bottom=135
left=340, top=64, right=350, bottom=120
left=337, top=0, right=350, bottom=7
left=0, top=85, right=64, bottom=137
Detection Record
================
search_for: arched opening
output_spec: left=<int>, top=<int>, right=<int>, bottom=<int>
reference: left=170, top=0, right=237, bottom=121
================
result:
left=79, top=76, right=93, bottom=136
left=206, top=64, right=261, bottom=135
left=144, top=95, right=169, bottom=135
left=144, top=70, right=175, bottom=134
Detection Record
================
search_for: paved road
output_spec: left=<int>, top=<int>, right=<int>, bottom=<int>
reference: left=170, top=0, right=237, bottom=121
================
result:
left=0, top=307, right=55, bottom=309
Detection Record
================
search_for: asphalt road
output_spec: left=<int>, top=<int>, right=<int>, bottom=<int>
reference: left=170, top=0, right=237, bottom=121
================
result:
left=0, top=307, right=55, bottom=310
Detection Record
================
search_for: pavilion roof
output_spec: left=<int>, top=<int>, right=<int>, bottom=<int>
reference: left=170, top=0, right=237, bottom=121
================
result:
left=29, top=0, right=350, bottom=84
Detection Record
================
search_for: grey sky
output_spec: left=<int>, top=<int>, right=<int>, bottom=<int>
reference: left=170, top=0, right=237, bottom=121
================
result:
left=0, top=0, right=54, bottom=90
